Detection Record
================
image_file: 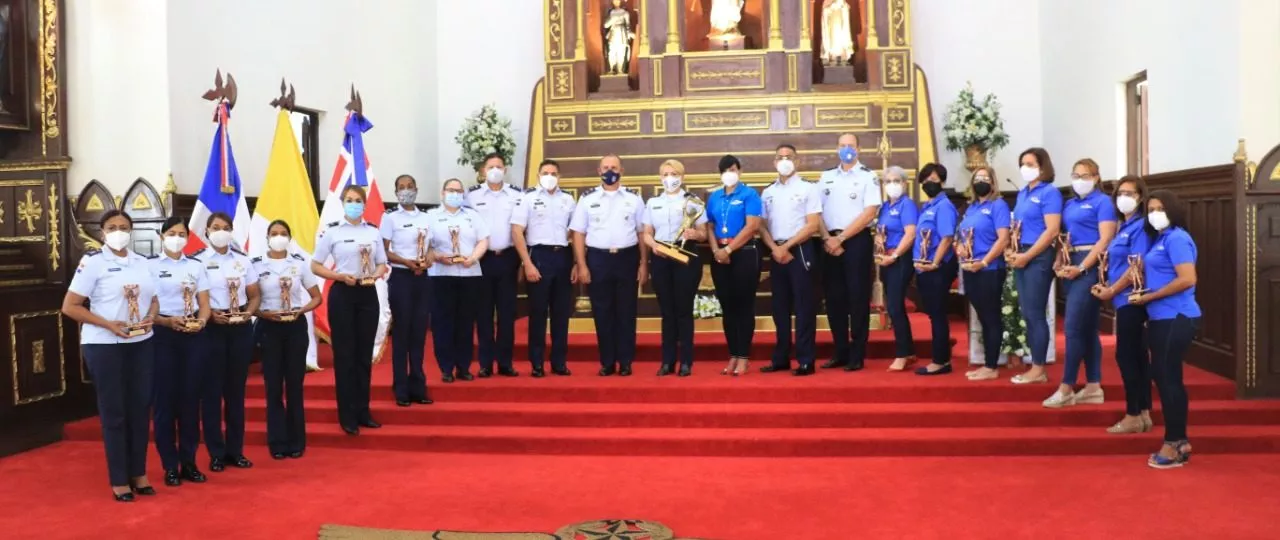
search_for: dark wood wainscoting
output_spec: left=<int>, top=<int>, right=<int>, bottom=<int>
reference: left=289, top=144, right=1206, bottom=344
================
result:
left=1236, top=142, right=1280, bottom=398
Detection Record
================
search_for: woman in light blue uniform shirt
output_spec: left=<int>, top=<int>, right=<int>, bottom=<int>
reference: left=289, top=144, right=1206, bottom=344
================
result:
left=1129, top=190, right=1200, bottom=469
left=642, top=159, right=708, bottom=377
left=876, top=166, right=918, bottom=371
left=62, top=210, right=159, bottom=502
left=1043, top=158, right=1116, bottom=408
left=1092, top=175, right=1153, bottom=433
left=958, top=167, right=1011, bottom=381
left=912, top=163, right=958, bottom=375
left=1008, top=147, right=1062, bottom=384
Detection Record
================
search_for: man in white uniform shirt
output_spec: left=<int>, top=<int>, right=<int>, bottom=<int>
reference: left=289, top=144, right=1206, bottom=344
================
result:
left=511, top=159, right=577, bottom=377
left=467, top=153, right=524, bottom=378
left=759, top=143, right=822, bottom=376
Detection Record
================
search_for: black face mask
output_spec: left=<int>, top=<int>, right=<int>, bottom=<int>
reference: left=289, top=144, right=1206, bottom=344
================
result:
left=922, top=182, right=944, bottom=198
left=972, top=182, right=992, bottom=197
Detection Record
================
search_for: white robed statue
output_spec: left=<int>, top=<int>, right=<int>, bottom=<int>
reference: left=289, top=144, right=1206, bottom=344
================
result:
left=604, top=0, right=634, bottom=75
left=822, top=0, right=855, bottom=65
left=709, top=0, right=745, bottom=38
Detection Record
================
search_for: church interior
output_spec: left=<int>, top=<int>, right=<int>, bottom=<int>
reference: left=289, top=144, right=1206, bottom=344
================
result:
left=2, top=0, right=1280, bottom=538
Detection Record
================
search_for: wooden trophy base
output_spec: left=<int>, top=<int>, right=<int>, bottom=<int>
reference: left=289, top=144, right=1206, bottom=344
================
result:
left=598, top=74, right=631, bottom=94
left=357, top=277, right=377, bottom=286
left=226, top=313, right=247, bottom=324
left=124, top=325, right=148, bottom=337
left=1127, top=291, right=1148, bottom=304
left=822, top=63, right=855, bottom=85
left=181, top=319, right=202, bottom=331
left=653, top=242, right=693, bottom=264
left=278, top=311, right=300, bottom=322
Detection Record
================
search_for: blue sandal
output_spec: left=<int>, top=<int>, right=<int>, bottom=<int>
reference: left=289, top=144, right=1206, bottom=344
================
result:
left=1148, top=440, right=1192, bottom=469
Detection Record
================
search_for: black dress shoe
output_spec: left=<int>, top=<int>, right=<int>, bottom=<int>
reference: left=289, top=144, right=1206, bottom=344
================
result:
left=416, top=397, right=434, bottom=405
left=230, top=455, right=253, bottom=468
left=760, top=365, right=789, bottom=373
left=656, top=365, right=673, bottom=376
left=498, top=367, right=519, bottom=377
left=113, top=491, right=136, bottom=503
left=359, top=419, right=382, bottom=429
left=209, top=457, right=226, bottom=472
left=619, top=366, right=633, bottom=377
left=552, top=366, right=572, bottom=376
left=477, top=368, right=492, bottom=378
left=678, top=365, right=692, bottom=377
left=792, top=365, right=816, bottom=376
left=342, top=425, right=360, bottom=436
left=456, top=372, right=475, bottom=382
left=396, top=399, right=411, bottom=407
left=821, top=358, right=848, bottom=369
left=915, top=363, right=952, bottom=376
left=164, top=470, right=181, bottom=487
left=131, top=484, right=157, bottom=496
left=843, top=361, right=865, bottom=372
left=288, top=451, right=304, bottom=459
left=531, top=367, right=546, bottom=378
left=441, top=374, right=455, bottom=383
left=180, top=464, right=206, bottom=483
left=272, top=452, right=287, bottom=460
left=598, top=367, right=615, bottom=376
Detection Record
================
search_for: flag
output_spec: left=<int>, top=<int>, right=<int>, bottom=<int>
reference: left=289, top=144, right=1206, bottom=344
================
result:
left=188, top=102, right=251, bottom=254
left=312, top=112, right=392, bottom=364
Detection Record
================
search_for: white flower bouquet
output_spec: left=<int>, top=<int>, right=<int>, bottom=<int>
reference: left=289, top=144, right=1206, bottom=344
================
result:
left=693, top=294, right=723, bottom=319
left=942, top=82, right=1011, bottom=154
left=454, top=104, right=517, bottom=172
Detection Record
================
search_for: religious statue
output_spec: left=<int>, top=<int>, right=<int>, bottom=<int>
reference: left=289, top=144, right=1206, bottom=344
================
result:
left=709, top=0, right=745, bottom=39
left=603, top=0, right=634, bottom=76
left=821, top=0, right=855, bottom=66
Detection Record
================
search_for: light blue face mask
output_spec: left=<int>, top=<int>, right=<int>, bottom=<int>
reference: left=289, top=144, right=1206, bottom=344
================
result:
left=343, top=201, right=365, bottom=220
left=838, top=145, right=857, bottom=164
left=444, top=192, right=466, bottom=208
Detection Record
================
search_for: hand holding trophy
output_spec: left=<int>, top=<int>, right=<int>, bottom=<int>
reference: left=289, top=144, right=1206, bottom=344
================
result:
left=357, top=244, right=378, bottom=285
left=179, top=280, right=202, bottom=331
left=225, top=276, right=248, bottom=323
left=1090, top=251, right=1110, bottom=297
left=1054, top=232, right=1073, bottom=277
left=1004, top=219, right=1023, bottom=263
left=1126, top=254, right=1149, bottom=303
left=872, top=224, right=888, bottom=264
left=416, top=228, right=430, bottom=272
left=959, top=228, right=977, bottom=263
left=121, top=284, right=149, bottom=337
left=914, top=229, right=933, bottom=264
left=445, top=226, right=467, bottom=264
left=277, top=276, right=300, bottom=322
left=652, top=199, right=705, bottom=264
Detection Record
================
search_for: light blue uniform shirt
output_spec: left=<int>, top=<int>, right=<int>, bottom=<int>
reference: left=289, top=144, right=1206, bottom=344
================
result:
left=511, top=187, right=576, bottom=247
left=569, top=186, right=646, bottom=249
left=148, top=253, right=210, bottom=317
left=643, top=191, right=709, bottom=242
left=313, top=220, right=387, bottom=280
left=380, top=206, right=432, bottom=269
left=818, top=163, right=881, bottom=231
left=192, top=247, right=258, bottom=310
left=761, top=175, right=821, bottom=241
left=68, top=249, right=157, bottom=344
left=466, top=183, right=522, bottom=251
left=425, top=207, right=490, bottom=278
left=252, top=252, right=321, bottom=312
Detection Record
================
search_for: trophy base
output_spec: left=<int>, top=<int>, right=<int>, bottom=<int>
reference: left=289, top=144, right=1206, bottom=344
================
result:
left=874, top=254, right=889, bottom=264
left=653, top=242, right=694, bottom=264
left=1127, top=290, right=1148, bottom=303
left=447, top=256, right=467, bottom=264
left=357, top=277, right=378, bottom=286
left=913, top=257, right=934, bottom=265
left=278, top=310, right=301, bottom=322
left=226, top=313, right=248, bottom=324
left=181, top=319, right=202, bottom=331
left=123, top=325, right=148, bottom=337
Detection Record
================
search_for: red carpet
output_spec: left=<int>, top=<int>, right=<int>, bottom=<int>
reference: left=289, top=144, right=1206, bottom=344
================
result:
left=3, top=442, right=1279, bottom=540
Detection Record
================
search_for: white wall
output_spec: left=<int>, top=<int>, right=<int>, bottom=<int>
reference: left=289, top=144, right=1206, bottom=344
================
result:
left=1237, top=0, right=1280, bottom=158
left=913, top=0, right=1044, bottom=189
left=166, top=0, right=437, bottom=201
left=65, top=0, right=172, bottom=194
left=432, top=0, right=546, bottom=194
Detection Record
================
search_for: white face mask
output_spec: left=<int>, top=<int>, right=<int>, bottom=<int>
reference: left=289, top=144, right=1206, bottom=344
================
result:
left=268, top=235, right=291, bottom=252
left=1019, top=166, right=1040, bottom=183
left=1116, top=195, right=1139, bottom=215
left=539, top=174, right=559, bottom=191
left=662, top=174, right=682, bottom=192
left=721, top=171, right=740, bottom=187
left=884, top=182, right=905, bottom=199
left=1071, top=179, right=1094, bottom=196
left=162, top=235, right=187, bottom=254
left=486, top=167, right=505, bottom=185
left=1147, top=210, right=1170, bottom=231
left=209, top=229, right=234, bottom=249
left=775, top=159, right=795, bottom=177
left=104, top=230, right=131, bottom=251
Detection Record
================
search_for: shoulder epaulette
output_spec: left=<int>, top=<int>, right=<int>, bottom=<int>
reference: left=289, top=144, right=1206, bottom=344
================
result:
left=584, top=187, right=598, bottom=195
left=525, top=186, right=538, bottom=193
left=144, top=254, right=158, bottom=260
left=826, top=166, right=838, bottom=172
left=385, top=206, right=397, bottom=214
left=84, top=248, right=101, bottom=257
left=859, top=164, right=872, bottom=172
left=191, top=248, right=207, bottom=257
left=363, top=221, right=378, bottom=228
left=469, top=184, right=483, bottom=191
left=326, top=221, right=340, bottom=228
left=188, top=255, right=202, bottom=263
left=290, top=253, right=307, bottom=261
left=230, top=246, right=246, bottom=256
left=250, top=256, right=263, bottom=264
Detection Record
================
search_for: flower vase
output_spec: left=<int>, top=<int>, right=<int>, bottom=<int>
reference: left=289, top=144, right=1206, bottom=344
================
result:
left=964, top=145, right=989, bottom=172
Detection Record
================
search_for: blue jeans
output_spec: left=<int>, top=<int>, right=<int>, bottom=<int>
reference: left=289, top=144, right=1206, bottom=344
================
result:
left=1013, top=249, right=1055, bottom=366
left=1061, top=250, right=1102, bottom=384
left=881, top=254, right=915, bottom=357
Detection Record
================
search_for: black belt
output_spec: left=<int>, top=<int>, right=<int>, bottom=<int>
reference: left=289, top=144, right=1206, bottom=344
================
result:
left=531, top=244, right=567, bottom=251
left=488, top=248, right=509, bottom=256
left=587, top=246, right=638, bottom=255
left=828, top=229, right=868, bottom=237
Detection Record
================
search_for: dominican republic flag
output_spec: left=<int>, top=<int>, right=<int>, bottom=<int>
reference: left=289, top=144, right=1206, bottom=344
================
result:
left=187, top=102, right=251, bottom=254
left=312, top=112, right=391, bottom=361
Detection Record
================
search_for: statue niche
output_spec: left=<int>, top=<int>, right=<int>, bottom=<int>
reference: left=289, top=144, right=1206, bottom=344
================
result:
left=684, top=0, right=765, bottom=52
left=811, top=0, right=866, bottom=84
left=587, top=0, right=639, bottom=94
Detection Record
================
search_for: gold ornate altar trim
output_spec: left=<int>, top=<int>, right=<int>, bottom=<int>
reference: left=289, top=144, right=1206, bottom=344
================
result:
left=683, top=109, right=770, bottom=131
left=11, top=310, right=65, bottom=406
left=523, top=80, right=547, bottom=185
left=1245, top=202, right=1256, bottom=388
left=913, top=66, right=939, bottom=167
left=587, top=113, right=642, bottom=135
left=0, top=264, right=36, bottom=272
left=39, top=0, right=62, bottom=156
left=552, top=168, right=918, bottom=188
left=0, top=237, right=45, bottom=244
left=549, top=127, right=919, bottom=142
left=545, top=91, right=916, bottom=115
left=681, top=48, right=770, bottom=59
left=552, top=148, right=906, bottom=162
left=0, top=179, right=45, bottom=187
left=787, top=54, right=798, bottom=91
left=0, top=160, right=71, bottom=172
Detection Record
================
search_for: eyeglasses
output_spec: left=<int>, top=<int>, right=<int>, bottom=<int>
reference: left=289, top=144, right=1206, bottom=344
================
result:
left=1069, top=174, right=1094, bottom=180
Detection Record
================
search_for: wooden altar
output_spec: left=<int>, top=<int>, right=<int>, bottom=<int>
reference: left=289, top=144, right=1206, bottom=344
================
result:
left=524, top=0, right=939, bottom=326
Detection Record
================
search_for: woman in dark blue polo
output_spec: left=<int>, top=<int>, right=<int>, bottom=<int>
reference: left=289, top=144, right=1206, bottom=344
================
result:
left=1008, top=147, right=1063, bottom=384
left=913, top=163, right=958, bottom=375
left=958, top=167, right=1010, bottom=381
left=1092, top=175, right=1153, bottom=433
left=876, top=166, right=918, bottom=371
left=706, top=154, right=764, bottom=376
left=1043, top=158, right=1116, bottom=407
left=1130, top=190, right=1200, bottom=468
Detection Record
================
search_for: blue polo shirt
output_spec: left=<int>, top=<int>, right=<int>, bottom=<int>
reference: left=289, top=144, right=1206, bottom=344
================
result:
left=1144, top=226, right=1200, bottom=321
left=916, top=196, right=957, bottom=267
left=707, top=184, right=763, bottom=242
left=1105, top=215, right=1151, bottom=309
left=1062, top=189, right=1116, bottom=246
left=877, top=195, right=918, bottom=249
left=1013, top=181, right=1063, bottom=247
left=957, top=198, right=1011, bottom=271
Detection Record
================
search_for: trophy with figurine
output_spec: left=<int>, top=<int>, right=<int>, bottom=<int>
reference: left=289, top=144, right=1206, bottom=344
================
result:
left=179, top=279, right=202, bottom=331
left=1097, top=251, right=1109, bottom=287
left=873, top=224, right=889, bottom=264
left=1055, top=232, right=1074, bottom=277
left=122, top=284, right=148, bottom=337
left=914, top=229, right=933, bottom=264
left=225, top=276, right=248, bottom=323
left=959, top=228, right=977, bottom=264
left=1126, top=254, right=1149, bottom=303
left=357, top=244, right=378, bottom=285
left=277, top=276, right=300, bottom=322
left=653, top=199, right=706, bottom=264
left=1005, top=219, right=1023, bottom=261
left=416, top=228, right=429, bottom=267
left=446, top=226, right=467, bottom=264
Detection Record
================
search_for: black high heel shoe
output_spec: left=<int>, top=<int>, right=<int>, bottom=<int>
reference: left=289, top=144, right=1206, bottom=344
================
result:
left=113, top=491, right=136, bottom=503
left=130, top=483, right=157, bottom=496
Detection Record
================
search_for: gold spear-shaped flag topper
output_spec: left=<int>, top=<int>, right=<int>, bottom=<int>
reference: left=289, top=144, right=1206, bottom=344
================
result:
left=269, top=78, right=297, bottom=111
left=345, top=84, right=364, bottom=116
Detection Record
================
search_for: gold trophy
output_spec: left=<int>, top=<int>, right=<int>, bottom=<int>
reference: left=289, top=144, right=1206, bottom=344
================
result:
left=122, top=284, right=148, bottom=337
left=1097, top=251, right=1109, bottom=287
left=277, top=276, right=300, bottom=322
left=870, top=263, right=891, bottom=330
left=446, top=226, right=467, bottom=264
left=1055, top=232, right=1074, bottom=277
left=416, top=228, right=429, bottom=266
left=959, top=228, right=977, bottom=264
left=873, top=224, right=889, bottom=264
left=653, top=199, right=706, bottom=264
left=914, top=229, right=933, bottom=264
left=357, top=244, right=377, bottom=285
left=225, top=277, right=248, bottom=323
left=1005, top=219, right=1023, bottom=261
left=179, top=280, right=202, bottom=331
left=1126, top=254, right=1149, bottom=303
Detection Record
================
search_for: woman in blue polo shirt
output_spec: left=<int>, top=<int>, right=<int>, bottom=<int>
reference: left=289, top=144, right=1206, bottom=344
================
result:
left=706, top=154, right=764, bottom=376
left=1130, top=190, right=1200, bottom=469
left=958, top=167, right=1011, bottom=381
left=1092, top=175, right=1153, bottom=434
left=876, top=166, right=918, bottom=371
left=1043, top=158, right=1116, bottom=408
left=912, top=163, right=958, bottom=375
left=1008, top=147, right=1063, bottom=384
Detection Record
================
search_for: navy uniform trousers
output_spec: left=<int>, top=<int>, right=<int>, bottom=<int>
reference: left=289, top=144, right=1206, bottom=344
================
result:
left=388, top=268, right=430, bottom=401
left=477, top=250, right=519, bottom=372
left=650, top=253, right=703, bottom=368
left=258, top=318, right=309, bottom=454
left=204, top=320, right=253, bottom=461
left=431, top=276, right=481, bottom=376
left=770, top=240, right=818, bottom=369
left=84, top=339, right=155, bottom=486
left=526, top=245, right=574, bottom=371
left=151, top=326, right=204, bottom=472
left=328, top=283, right=380, bottom=429
left=824, top=229, right=874, bottom=367
left=586, top=246, right=640, bottom=370
left=915, top=259, right=959, bottom=364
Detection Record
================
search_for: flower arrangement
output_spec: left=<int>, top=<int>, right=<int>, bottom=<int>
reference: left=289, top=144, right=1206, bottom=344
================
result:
left=454, top=104, right=517, bottom=172
left=942, top=82, right=1011, bottom=154
left=999, top=270, right=1028, bottom=357
left=693, top=294, right=723, bottom=319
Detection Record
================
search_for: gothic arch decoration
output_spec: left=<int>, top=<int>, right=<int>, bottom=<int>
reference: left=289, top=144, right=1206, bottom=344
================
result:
left=71, top=180, right=116, bottom=249
left=119, top=178, right=166, bottom=256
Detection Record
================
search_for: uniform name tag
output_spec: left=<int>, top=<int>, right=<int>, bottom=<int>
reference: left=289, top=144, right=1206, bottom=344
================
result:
left=108, top=267, right=122, bottom=272
left=342, top=239, right=355, bottom=243
left=159, top=271, right=172, bottom=278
